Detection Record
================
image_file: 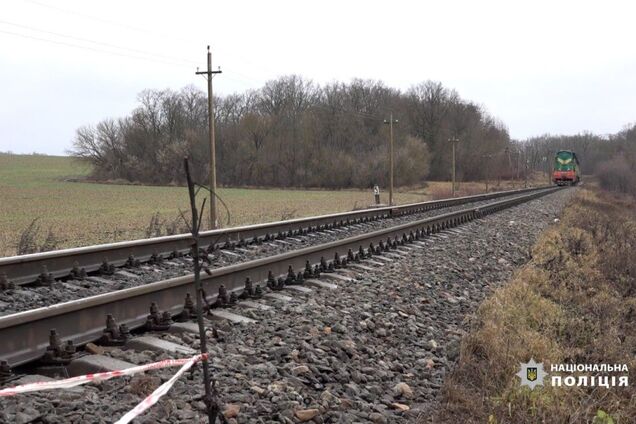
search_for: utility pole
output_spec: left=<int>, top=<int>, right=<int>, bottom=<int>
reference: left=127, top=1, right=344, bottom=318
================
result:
left=482, top=153, right=494, bottom=192
left=505, top=146, right=512, bottom=183
left=449, top=137, right=460, bottom=196
left=196, top=46, right=222, bottom=229
left=522, top=145, right=527, bottom=188
left=383, top=114, right=398, bottom=206
left=516, top=148, right=521, bottom=182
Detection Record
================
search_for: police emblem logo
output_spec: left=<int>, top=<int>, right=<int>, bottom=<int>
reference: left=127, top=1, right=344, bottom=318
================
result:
left=516, top=358, right=547, bottom=389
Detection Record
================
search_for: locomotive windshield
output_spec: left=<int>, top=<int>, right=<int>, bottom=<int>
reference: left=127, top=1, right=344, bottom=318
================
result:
left=555, top=151, right=575, bottom=171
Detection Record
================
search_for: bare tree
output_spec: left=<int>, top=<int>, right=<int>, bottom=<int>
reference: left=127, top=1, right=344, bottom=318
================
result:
left=71, top=77, right=515, bottom=187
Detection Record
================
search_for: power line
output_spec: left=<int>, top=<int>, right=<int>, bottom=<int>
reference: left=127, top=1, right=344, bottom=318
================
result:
left=23, top=0, right=192, bottom=44
left=22, top=0, right=282, bottom=76
left=0, top=19, right=198, bottom=65
left=0, top=27, right=264, bottom=92
left=0, top=29, right=191, bottom=68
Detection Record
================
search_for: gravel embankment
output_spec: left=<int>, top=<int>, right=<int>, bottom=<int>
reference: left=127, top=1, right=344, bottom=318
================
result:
left=1, top=191, right=546, bottom=316
left=0, top=188, right=574, bottom=423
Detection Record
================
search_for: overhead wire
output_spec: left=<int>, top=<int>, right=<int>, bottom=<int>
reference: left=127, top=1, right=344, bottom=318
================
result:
left=0, top=19, right=199, bottom=65
left=0, top=26, right=261, bottom=93
left=0, top=29, right=193, bottom=68
left=23, top=0, right=192, bottom=44
left=21, top=0, right=281, bottom=76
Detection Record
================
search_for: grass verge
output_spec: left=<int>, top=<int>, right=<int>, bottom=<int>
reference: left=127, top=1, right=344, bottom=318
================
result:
left=434, top=187, right=636, bottom=423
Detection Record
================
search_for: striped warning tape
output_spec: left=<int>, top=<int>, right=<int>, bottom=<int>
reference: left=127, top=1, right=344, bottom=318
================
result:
left=0, top=353, right=207, bottom=397
left=114, top=353, right=201, bottom=424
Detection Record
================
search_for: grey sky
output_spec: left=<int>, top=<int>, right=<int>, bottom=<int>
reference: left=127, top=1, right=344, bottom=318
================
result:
left=1, top=0, right=635, bottom=155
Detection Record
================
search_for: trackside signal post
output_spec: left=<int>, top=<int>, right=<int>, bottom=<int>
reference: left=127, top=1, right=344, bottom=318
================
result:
left=196, top=46, right=222, bottom=229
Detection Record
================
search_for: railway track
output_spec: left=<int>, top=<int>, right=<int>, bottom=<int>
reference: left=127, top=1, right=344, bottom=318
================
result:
left=0, top=187, right=555, bottom=318
left=0, top=186, right=560, bottom=371
left=0, top=186, right=546, bottom=287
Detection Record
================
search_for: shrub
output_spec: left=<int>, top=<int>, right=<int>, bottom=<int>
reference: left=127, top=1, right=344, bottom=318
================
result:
left=595, top=155, right=636, bottom=196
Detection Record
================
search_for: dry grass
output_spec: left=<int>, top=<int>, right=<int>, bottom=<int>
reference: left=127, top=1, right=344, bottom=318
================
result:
left=426, top=174, right=548, bottom=200
left=434, top=188, right=636, bottom=424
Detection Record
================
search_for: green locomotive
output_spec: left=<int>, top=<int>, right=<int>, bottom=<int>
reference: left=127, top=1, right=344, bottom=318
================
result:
left=552, top=150, right=580, bottom=186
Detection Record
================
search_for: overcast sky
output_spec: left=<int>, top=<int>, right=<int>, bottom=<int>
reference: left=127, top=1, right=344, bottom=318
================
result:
left=1, top=0, right=635, bottom=155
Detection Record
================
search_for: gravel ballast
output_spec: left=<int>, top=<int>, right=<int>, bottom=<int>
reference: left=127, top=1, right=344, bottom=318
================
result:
left=0, top=188, right=574, bottom=423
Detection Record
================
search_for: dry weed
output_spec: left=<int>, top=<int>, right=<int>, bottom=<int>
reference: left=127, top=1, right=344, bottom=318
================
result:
left=435, top=188, right=636, bottom=423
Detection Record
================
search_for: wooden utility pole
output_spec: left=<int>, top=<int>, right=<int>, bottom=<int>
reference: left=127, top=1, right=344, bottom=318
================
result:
left=505, top=146, right=513, bottom=185
left=449, top=137, right=460, bottom=196
left=383, top=114, right=398, bottom=206
left=516, top=148, right=521, bottom=182
left=482, top=153, right=494, bottom=192
left=196, top=46, right=222, bottom=229
left=524, top=147, right=529, bottom=188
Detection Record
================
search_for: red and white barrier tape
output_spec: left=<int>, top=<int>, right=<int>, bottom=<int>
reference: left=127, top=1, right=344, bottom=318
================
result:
left=0, top=353, right=207, bottom=397
left=114, top=353, right=200, bottom=424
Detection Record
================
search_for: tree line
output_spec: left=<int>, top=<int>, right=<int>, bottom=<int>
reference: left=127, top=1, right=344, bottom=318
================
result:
left=521, top=126, right=636, bottom=174
left=70, top=76, right=511, bottom=188
left=521, top=125, right=636, bottom=194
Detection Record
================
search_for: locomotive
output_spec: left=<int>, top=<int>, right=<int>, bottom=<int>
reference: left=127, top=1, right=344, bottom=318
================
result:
left=552, top=150, right=580, bottom=186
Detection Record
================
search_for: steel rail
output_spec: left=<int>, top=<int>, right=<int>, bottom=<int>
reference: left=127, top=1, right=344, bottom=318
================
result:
left=0, top=187, right=559, bottom=367
left=0, top=186, right=548, bottom=286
